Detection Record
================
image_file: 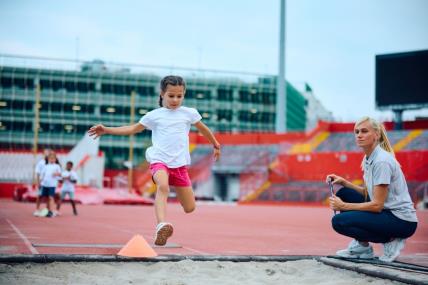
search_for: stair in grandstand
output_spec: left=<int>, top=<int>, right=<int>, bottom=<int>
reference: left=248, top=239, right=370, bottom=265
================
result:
left=403, top=130, right=428, bottom=150
left=212, top=144, right=279, bottom=202
left=392, top=130, right=423, bottom=151
left=239, top=173, right=271, bottom=202
left=314, top=132, right=360, bottom=152
left=289, top=131, right=330, bottom=154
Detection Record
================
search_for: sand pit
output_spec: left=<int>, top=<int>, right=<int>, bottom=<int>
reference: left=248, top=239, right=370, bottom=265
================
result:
left=0, top=259, right=404, bottom=285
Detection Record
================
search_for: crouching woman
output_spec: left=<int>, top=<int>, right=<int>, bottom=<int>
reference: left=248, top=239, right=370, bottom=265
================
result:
left=327, top=117, right=418, bottom=262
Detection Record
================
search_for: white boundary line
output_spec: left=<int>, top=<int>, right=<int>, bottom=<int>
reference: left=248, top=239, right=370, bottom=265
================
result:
left=182, top=246, right=210, bottom=255
left=6, top=219, right=39, bottom=254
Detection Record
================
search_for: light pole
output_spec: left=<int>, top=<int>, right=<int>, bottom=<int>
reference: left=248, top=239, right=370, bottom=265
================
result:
left=275, top=0, right=287, bottom=133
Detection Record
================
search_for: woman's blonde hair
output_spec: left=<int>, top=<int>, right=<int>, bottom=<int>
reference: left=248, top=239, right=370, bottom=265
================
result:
left=355, top=116, right=397, bottom=200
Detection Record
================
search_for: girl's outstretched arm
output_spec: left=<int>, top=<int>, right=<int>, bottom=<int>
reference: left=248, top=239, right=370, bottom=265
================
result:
left=88, top=123, right=145, bottom=139
left=194, top=121, right=221, bottom=161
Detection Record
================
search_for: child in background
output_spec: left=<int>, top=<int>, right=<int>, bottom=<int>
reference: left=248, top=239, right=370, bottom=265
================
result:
left=57, top=161, right=79, bottom=216
left=88, top=75, right=220, bottom=245
left=33, top=148, right=51, bottom=217
left=39, top=152, right=62, bottom=218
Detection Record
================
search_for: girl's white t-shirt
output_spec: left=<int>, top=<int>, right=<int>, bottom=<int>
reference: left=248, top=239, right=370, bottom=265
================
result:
left=40, top=163, right=62, bottom=188
left=139, top=106, right=202, bottom=168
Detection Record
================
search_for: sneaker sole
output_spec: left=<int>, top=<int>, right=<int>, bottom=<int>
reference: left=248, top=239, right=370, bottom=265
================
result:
left=154, top=224, right=173, bottom=246
left=336, top=252, right=374, bottom=259
left=379, top=256, right=395, bottom=262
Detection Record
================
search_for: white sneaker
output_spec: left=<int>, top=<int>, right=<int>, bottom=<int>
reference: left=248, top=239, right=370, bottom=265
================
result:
left=33, top=210, right=41, bottom=217
left=380, top=238, right=405, bottom=262
left=38, top=208, right=49, bottom=217
left=336, top=239, right=374, bottom=259
left=154, top=222, right=173, bottom=246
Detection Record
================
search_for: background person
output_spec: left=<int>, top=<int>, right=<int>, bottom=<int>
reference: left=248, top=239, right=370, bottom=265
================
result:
left=39, top=152, right=62, bottom=218
left=33, top=148, right=51, bottom=217
left=57, top=161, right=79, bottom=216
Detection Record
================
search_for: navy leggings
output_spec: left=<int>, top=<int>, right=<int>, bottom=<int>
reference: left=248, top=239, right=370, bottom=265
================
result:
left=331, top=187, right=417, bottom=243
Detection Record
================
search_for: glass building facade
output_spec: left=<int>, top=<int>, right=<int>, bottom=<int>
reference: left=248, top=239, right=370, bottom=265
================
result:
left=0, top=56, right=307, bottom=169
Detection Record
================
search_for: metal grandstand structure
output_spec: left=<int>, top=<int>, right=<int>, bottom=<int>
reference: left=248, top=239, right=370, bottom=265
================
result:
left=0, top=54, right=311, bottom=170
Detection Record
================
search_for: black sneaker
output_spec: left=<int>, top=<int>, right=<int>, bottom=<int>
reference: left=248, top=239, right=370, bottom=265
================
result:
left=73, top=210, right=78, bottom=216
left=46, top=211, right=53, bottom=218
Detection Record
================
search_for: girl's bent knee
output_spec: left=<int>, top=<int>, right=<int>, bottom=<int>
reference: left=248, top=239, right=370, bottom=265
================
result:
left=331, top=214, right=345, bottom=231
left=335, top=187, right=350, bottom=199
left=157, top=184, right=169, bottom=194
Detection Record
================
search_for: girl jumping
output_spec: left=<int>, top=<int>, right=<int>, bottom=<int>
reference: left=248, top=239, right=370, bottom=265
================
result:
left=88, top=75, right=220, bottom=245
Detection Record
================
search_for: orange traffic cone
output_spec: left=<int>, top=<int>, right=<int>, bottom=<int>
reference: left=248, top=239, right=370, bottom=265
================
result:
left=118, top=234, right=158, bottom=258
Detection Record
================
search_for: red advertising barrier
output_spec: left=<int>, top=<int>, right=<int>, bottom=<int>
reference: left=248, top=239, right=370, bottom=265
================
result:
left=190, top=131, right=306, bottom=145
left=278, top=151, right=428, bottom=182
left=0, top=183, right=29, bottom=199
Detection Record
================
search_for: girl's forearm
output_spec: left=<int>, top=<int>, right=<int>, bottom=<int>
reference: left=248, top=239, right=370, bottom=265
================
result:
left=201, top=128, right=220, bottom=147
left=197, top=123, right=220, bottom=147
left=105, top=125, right=137, bottom=136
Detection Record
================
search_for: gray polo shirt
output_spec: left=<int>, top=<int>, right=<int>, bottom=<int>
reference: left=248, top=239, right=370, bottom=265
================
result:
left=363, top=145, right=418, bottom=222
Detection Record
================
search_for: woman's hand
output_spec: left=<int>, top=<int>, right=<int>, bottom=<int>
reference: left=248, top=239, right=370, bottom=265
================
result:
left=326, top=174, right=346, bottom=186
left=88, top=124, right=106, bottom=139
left=329, top=195, right=345, bottom=211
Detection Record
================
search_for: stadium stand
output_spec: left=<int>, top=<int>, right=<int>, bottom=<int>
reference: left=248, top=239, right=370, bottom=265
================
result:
left=212, top=144, right=278, bottom=173
left=403, top=130, right=428, bottom=151
left=258, top=181, right=330, bottom=203
left=1, top=120, right=427, bottom=206
left=314, top=130, right=411, bottom=153
left=238, top=121, right=428, bottom=205
left=0, top=151, right=67, bottom=182
left=190, top=145, right=213, bottom=165
left=314, top=132, right=359, bottom=152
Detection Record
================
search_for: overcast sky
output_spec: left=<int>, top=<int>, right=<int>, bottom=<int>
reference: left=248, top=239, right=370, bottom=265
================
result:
left=1, top=0, right=427, bottom=122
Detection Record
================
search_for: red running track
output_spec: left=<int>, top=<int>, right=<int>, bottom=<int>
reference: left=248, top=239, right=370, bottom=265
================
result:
left=0, top=199, right=427, bottom=266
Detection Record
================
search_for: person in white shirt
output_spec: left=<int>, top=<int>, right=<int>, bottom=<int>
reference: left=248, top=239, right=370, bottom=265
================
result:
left=88, top=75, right=221, bottom=246
left=39, top=152, right=62, bottom=218
left=56, top=161, right=79, bottom=216
left=33, top=148, right=52, bottom=217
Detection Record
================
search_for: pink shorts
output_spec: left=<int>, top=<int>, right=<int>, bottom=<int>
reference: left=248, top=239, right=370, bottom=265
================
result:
left=149, top=163, right=192, bottom=187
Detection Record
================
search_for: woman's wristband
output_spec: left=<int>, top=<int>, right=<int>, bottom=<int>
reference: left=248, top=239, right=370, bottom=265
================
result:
left=213, top=144, right=221, bottom=150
